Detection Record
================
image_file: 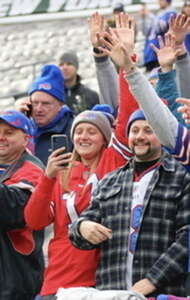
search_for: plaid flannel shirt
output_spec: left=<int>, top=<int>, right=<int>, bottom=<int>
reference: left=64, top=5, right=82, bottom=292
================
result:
left=70, top=152, right=190, bottom=296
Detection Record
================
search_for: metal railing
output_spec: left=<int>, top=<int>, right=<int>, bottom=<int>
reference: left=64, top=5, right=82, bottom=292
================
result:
left=0, top=60, right=50, bottom=100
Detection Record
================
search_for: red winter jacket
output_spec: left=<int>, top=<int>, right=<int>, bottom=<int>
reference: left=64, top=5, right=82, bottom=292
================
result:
left=0, top=150, right=44, bottom=300
left=24, top=73, right=139, bottom=296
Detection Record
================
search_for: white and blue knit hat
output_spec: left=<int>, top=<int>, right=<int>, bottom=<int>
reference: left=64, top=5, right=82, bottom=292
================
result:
left=71, top=110, right=112, bottom=145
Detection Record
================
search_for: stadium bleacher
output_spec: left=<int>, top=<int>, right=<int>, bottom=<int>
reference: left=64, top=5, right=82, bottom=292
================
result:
left=0, top=0, right=183, bottom=111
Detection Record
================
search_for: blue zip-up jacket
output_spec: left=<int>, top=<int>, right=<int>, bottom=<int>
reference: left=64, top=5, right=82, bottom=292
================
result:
left=32, top=105, right=74, bottom=165
left=144, top=8, right=176, bottom=65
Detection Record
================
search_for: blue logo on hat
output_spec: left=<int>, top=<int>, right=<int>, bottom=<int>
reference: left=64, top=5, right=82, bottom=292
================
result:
left=39, top=83, right=52, bottom=90
left=28, top=64, right=65, bottom=103
left=0, top=110, right=32, bottom=135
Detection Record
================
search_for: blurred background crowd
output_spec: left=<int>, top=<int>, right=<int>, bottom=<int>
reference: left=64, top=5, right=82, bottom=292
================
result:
left=0, top=0, right=185, bottom=111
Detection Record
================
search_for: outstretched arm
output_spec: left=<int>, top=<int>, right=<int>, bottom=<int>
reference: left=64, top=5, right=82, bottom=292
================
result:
left=152, top=33, right=186, bottom=125
left=169, top=14, right=190, bottom=98
left=126, top=69, right=178, bottom=149
left=99, top=24, right=178, bottom=149
left=97, top=13, right=139, bottom=145
left=114, top=13, right=139, bottom=142
left=88, top=12, right=119, bottom=110
left=94, top=56, right=119, bottom=110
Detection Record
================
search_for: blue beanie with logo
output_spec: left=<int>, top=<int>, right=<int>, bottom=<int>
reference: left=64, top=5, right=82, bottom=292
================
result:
left=126, top=109, right=146, bottom=136
left=91, top=104, right=115, bottom=127
left=28, top=64, right=65, bottom=103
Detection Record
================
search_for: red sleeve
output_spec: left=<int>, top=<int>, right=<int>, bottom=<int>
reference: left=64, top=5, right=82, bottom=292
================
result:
left=24, top=174, right=55, bottom=230
left=74, top=72, right=139, bottom=213
left=115, top=68, right=139, bottom=145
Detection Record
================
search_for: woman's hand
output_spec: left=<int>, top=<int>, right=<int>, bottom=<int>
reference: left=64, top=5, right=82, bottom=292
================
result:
left=45, top=147, right=72, bottom=179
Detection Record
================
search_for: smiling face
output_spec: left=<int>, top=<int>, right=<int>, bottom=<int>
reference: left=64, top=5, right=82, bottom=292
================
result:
left=0, top=121, right=28, bottom=164
left=31, top=91, right=62, bottom=127
left=73, top=122, right=106, bottom=165
left=128, top=120, right=162, bottom=162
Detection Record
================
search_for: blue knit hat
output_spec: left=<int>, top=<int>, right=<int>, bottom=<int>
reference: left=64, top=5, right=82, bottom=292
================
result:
left=28, top=64, right=65, bottom=102
left=126, top=109, right=146, bottom=136
left=91, top=104, right=115, bottom=127
left=0, top=110, right=32, bottom=134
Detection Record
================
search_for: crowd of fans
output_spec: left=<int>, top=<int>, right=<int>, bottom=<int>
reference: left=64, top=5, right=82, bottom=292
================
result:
left=2, top=1, right=190, bottom=300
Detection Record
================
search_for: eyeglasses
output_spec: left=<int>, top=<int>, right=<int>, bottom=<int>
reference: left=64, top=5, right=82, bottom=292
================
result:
left=31, top=100, right=55, bottom=108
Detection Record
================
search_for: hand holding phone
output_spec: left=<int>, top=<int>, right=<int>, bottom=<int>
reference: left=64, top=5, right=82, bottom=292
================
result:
left=26, top=103, right=33, bottom=118
left=51, top=134, right=70, bottom=167
left=15, top=97, right=32, bottom=117
left=51, top=134, right=69, bottom=152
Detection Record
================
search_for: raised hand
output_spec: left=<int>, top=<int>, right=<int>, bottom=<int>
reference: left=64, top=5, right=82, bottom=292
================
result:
left=176, top=98, right=190, bottom=124
left=88, top=12, right=106, bottom=48
left=169, top=14, right=190, bottom=46
left=98, top=29, right=135, bottom=70
left=150, top=32, right=181, bottom=72
left=115, top=12, right=135, bottom=56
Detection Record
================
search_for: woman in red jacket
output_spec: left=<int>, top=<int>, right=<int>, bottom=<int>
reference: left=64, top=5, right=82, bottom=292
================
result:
left=24, top=71, right=139, bottom=299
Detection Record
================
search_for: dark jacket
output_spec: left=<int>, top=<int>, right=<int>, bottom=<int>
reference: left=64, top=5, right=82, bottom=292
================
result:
left=0, top=150, right=44, bottom=300
left=34, top=105, right=74, bottom=165
left=65, top=75, right=99, bottom=115
left=70, top=152, right=190, bottom=297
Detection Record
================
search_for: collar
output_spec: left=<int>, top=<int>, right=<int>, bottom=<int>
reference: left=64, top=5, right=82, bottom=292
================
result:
left=0, top=151, right=27, bottom=182
left=32, top=105, right=73, bottom=137
left=123, top=151, right=176, bottom=173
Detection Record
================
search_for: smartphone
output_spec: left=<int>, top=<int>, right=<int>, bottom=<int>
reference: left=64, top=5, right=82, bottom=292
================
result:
left=51, top=134, right=69, bottom=153
left=51, top=134, right=69, bottom=167
left=26, top=103, right=33, bottom=118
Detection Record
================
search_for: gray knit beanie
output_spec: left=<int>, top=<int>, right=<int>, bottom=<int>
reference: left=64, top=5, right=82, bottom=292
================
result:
left=71, top=110, right=112, bottom=145
left=58, top=51, right=79, bottom=70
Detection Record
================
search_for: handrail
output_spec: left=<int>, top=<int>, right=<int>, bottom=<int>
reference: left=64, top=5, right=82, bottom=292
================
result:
left=0, top=60, right=50, bottom=100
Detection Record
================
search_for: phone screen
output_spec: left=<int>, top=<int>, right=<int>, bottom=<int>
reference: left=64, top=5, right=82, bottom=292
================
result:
left=51, top=134, right=69, bottom=152
left=51, top=134, right=69, bottom=167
